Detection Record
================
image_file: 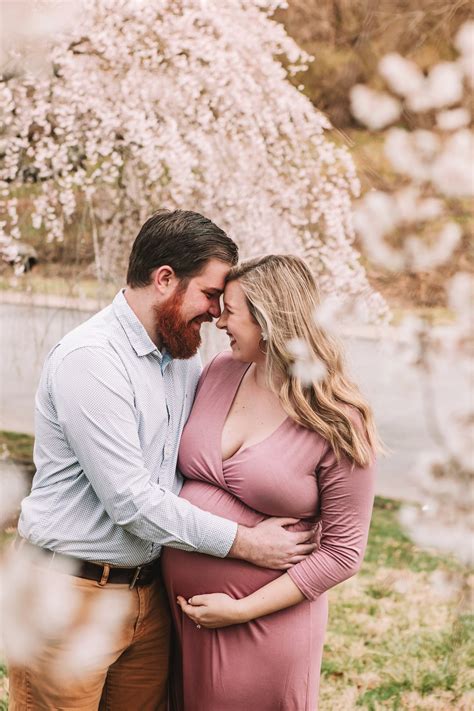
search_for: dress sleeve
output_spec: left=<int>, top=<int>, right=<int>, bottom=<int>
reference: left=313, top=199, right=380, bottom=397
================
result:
left=287, top=440, right=376, bottom=601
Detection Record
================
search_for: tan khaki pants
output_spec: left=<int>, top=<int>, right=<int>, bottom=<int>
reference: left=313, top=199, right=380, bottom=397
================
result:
left=7, top=571, right=171, bottom=711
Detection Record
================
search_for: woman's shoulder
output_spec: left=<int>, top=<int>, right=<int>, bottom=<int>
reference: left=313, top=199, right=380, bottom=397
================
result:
left=197, top=350, right=246, bottom=393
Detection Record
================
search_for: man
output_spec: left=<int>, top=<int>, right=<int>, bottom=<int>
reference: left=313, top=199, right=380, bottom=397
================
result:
left=8, top=209, right=315, bottom=710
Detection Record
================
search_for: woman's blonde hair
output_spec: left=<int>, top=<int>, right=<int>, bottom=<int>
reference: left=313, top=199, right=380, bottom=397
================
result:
left=226, top=255, right=381, bottom=467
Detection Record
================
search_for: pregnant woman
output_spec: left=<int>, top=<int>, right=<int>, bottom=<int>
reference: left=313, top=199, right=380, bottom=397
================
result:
left=161, top=255, right=378, bottom=711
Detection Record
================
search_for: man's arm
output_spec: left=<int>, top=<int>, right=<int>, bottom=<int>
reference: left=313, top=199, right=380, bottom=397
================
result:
left=53, top=346, right=236, bottom=558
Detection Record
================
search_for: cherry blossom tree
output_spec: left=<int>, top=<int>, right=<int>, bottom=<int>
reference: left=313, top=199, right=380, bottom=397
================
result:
left=0, top=0, right=386, bottom=319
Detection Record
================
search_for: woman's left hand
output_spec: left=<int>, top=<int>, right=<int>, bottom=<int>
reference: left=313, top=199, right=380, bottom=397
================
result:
left=176, top=593, right=247, bottom=629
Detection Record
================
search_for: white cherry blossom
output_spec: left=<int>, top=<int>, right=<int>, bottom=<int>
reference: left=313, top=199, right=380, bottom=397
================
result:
left=350, top=85, right=401, bottom=131
left=378, top=53, right=424, bottom=98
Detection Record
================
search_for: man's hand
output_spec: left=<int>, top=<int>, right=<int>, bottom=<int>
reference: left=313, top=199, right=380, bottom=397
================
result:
left=228, top=517, right=317, bottom=570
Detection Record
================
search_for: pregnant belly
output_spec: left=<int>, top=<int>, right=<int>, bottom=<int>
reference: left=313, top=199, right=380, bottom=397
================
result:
left=161, top=480, right=283, bottom=601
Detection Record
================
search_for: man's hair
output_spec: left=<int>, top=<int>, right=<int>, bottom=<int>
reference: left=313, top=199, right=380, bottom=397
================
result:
left=127, top=209, right=239, bottom=287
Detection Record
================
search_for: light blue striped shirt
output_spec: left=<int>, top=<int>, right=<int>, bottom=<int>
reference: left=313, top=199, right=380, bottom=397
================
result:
left=18, top=289, right=237, bottom=565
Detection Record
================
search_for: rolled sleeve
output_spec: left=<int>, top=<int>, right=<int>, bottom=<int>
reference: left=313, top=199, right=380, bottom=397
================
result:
left=52, top=346, right=237, bottom=557
left=288, top=442, right=375, bottom=601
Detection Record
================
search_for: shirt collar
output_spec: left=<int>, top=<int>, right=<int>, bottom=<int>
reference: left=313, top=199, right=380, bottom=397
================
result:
left=113, top=289, right=172, bottom=366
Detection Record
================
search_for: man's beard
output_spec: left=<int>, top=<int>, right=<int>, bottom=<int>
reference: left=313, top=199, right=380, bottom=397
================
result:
left=153, top=287, right=208, bottom=360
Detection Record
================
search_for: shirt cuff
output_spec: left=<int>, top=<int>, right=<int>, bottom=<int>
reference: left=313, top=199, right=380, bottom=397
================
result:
left=198, top=515, right=238, bottom=558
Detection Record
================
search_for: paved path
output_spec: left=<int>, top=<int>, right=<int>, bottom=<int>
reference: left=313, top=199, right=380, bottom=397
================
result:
left=1, top=300, right=468, bottom=503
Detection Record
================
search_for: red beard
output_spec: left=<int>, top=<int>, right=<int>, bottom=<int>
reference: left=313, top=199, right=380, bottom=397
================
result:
left=154, top=287, right=206, bottom=359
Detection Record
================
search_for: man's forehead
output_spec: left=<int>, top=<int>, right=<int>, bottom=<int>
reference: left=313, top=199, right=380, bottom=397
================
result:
left=194, top=275, right=224, bottom=293
left=194, top=260, right=231, bottom=292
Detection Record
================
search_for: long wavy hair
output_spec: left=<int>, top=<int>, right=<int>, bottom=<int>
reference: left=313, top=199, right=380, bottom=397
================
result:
left=226, top=255, right=381, bottom=467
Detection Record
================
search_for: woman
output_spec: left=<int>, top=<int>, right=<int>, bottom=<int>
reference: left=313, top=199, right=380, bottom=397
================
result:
left=161, top=255, right=378, bottom=710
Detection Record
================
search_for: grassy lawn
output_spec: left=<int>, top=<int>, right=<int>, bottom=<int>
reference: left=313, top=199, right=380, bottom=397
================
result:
left=320, top=498, right=473, bottom=710
left=0, top=435, right=472, bottom=709
left=0, top=430, right=35, bottom=467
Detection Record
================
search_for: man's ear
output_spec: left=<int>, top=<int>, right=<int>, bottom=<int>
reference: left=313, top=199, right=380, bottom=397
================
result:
left=151, top=265, right=178, bottom=295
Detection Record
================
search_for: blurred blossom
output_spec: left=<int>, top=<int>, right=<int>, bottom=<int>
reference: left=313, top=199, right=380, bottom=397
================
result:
left=391, top=571, right=416, bottom=595
left=350, top=85, right=401, bottom=131
left=352, top=191, right=403, bottom=271
left=412, top=130, right=441, bottom=156
left=455, top=20, right=474, bottom=85
left=0, top=1, right=82, bottom=76
left=0, top=464, right=28, bottom=527
left=406, top=62, right=464, bottom=113
left=396, top=314, right=425, bottom=365
left=378, top=53, right=424, bottom=98
left=353, top=186, right=459, bottom=273
left=404, top=222, right=462, bottom=271
left=454, top=20, right=474, bottom=57
left=353, top=189, right=398, bottom=235
left=455, top=20, right=474, bottom=57
left=443, top=409, right=474, bottom=473
left=448, top=272, right=474, bottom=320
left=314, top=295, right=370, bottom=334
left=384, top=129, right=434, bottom=183
left=313, top=297, right=344, bottom=332
left=348, top=30, right=473, bottom=567
left=0, top=546, right=80, bottom=664
left=383, top=128, right=473, bottom=197
left=394, top=187, right=443, bottom=223
left=399, top=496, right=473, bottom=566
left=428, top=570, right=462, bottom=602
left=0, top=546, right=131, bottom=680
left=56, top=589, right=131, bottom=682
left=436, top=108, right=471, bottom=132
left=431, top=130, right=474, bottom=197
left=288, top=338, right=327, bottom=385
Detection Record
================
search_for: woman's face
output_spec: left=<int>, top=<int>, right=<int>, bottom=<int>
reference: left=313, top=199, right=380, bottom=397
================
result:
left=216, top=280, right=264, bottom=363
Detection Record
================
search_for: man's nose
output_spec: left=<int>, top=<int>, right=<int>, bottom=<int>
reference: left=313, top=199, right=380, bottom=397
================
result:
left=209, top=301, right=222, bottom=319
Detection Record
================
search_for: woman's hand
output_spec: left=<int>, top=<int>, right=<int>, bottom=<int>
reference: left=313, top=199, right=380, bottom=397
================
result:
left=176, top=593, right=248, bottom=629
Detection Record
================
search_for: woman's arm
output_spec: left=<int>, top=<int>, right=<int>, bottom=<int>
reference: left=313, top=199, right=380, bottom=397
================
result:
left=178, top=438, right=376, bottom=628
left=177, top=573, right=304, bottom=628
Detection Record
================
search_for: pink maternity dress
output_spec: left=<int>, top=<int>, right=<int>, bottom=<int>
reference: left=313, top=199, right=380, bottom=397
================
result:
left=162, top=352, right=375, bottom=711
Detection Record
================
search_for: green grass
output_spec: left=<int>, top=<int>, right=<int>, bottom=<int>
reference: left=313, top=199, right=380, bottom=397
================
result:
left=0, top=662, right=7, bottom=711
left=362, top=497, right=462, bottom=574
left=320, top=498, right=473, bottom=709
left=0, top=430, right=34, bottom=467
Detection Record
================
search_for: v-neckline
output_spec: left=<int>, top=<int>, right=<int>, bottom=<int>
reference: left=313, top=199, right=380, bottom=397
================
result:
left=219, top=362, right=290, bottom=466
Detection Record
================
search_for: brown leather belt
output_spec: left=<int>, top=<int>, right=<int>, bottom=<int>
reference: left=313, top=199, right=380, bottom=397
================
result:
left=14, top=537, right=160, bottom=589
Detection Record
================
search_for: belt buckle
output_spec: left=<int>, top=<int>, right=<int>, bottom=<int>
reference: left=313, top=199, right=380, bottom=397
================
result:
left=129, top=565, right=142, bottom=589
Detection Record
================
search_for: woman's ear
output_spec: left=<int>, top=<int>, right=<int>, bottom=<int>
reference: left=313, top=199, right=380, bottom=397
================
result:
left=151, top=265, right=177, bottom=295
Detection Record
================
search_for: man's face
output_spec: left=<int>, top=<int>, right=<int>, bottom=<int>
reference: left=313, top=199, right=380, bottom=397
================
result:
left=154, top=259, right=230, bottom=359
